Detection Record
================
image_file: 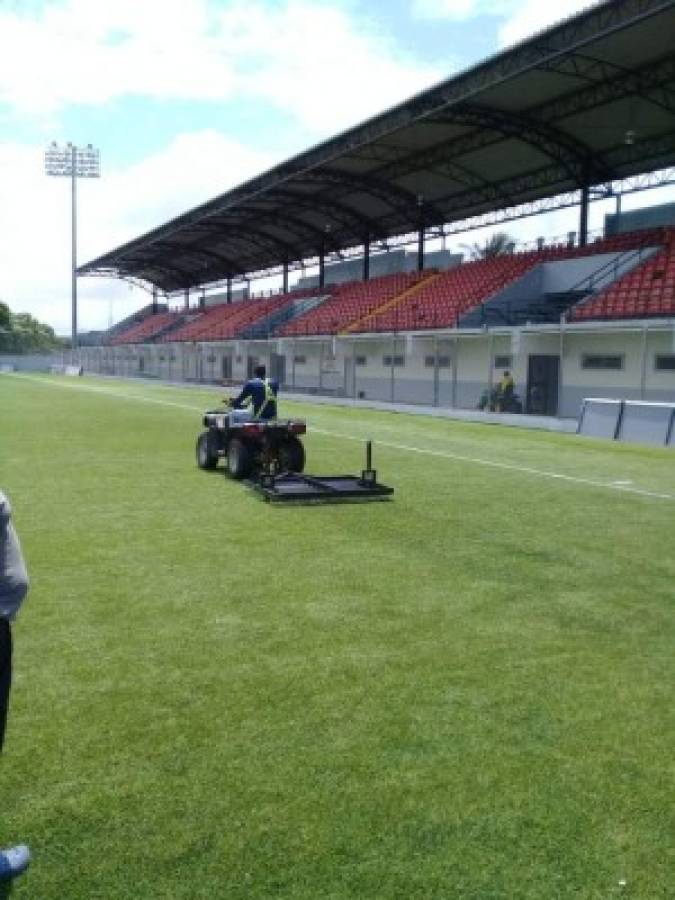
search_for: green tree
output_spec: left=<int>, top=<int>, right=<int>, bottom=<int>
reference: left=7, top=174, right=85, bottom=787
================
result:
left=0, top=302, right=11, bottom=331
left=0, top=303, right=65, bottom=353
left=462, top=232, right=515, bottom=260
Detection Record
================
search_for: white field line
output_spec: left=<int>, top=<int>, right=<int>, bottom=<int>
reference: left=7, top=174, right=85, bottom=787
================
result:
left=10, top=373, right=202, bottom=413
left=311, top=428, right=674, bottom=501
left=10, top=374, right=675, bottom=502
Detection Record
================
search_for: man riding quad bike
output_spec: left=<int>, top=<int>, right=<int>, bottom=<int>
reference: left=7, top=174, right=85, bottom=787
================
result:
left=196, top=365, right=306, bottom=478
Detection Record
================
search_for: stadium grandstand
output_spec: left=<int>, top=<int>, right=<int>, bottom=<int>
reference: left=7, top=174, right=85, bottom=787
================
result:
left=78, top=0, right=675, bottom=419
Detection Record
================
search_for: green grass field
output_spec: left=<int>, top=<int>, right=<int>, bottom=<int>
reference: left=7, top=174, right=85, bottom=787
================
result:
left=1, top=373, right=674, bottom=899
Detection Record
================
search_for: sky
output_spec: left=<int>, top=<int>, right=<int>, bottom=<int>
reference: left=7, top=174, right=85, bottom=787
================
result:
left=1, top=0, right=673, bottom=335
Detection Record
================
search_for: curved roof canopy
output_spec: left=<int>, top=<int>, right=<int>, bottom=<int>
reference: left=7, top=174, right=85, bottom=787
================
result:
left=80, top=0, right=675, bottom=293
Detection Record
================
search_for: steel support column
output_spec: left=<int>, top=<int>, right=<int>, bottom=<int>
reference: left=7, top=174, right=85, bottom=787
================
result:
left=640, top=324, right=648, bottom=399
left=152, top=286, right=158, bottom=314
left=487, top=331, right=494, bottom=396
left=282, top=261, right=289, bottom=294
left=579, top=183, right=590, bottom=247
left=352, top=341, right=357, bottom=400
left=390, top=334, right=396, bottom=403
left=363, top=234, right=370, bottom=282
left=226, top=277, right=232, bottom=304
left=417, top=200, right=425, bottom=272
left=558, top=325, right=565, bottom=416
left=319, top=244, right=326, bottom=289
left=452, top=335, right=458, bottom=408
left=184, top=288, right=189, bottom=310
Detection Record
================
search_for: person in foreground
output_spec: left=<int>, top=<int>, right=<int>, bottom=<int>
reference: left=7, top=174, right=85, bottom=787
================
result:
left=230, top=364, right=279, bottom=420
left=0, top=491, right=31, bottom=883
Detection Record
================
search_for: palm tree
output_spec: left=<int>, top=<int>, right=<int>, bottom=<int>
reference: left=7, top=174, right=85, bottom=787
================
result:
left=462, top=232, right=515, bottom=260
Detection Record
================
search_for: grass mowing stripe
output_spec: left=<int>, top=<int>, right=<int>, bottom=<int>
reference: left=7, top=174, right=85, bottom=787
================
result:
left=12, top=374, right=674, bottom=502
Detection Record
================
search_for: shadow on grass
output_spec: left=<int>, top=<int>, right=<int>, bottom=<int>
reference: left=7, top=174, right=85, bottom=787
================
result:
left=0, top=882, right=13, bottom=898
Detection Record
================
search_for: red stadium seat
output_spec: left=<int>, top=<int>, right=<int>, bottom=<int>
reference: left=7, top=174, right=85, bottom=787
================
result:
left=111, top=311, right=183, bottom=345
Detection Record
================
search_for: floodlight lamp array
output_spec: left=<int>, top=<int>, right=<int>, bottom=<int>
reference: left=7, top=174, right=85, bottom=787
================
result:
left=44, top=142, right=100, bottom=178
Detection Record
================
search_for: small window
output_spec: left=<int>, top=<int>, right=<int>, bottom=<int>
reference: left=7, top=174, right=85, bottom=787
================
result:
left=581, top=354, right=624, bottom=370
left=424, top=355, right=451, bottom=368
left=293, top=355, right=306, bottom=365
left=494, top=355, right=513, bottom=369
left=655, top=354, right=675, bottom=371
left=355, top=355, right=367, bottom=366
left=383, top=355, right=405, bottom=367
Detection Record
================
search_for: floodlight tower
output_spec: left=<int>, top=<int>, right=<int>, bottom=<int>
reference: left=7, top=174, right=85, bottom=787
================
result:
left=45, top=142, right=100, bottom=355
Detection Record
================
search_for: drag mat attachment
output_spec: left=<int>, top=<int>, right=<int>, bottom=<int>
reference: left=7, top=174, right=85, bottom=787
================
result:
left=248, top=441, right=394, bottom=504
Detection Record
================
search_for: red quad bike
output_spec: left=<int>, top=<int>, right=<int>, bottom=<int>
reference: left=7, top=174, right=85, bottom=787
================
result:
left=196, top=406, right=393, bottom=503
left=196, top=409, right=306, bottom=479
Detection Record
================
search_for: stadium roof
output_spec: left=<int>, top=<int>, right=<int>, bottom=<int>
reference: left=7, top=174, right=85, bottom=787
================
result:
left=80, top=0, right=675, bottom=294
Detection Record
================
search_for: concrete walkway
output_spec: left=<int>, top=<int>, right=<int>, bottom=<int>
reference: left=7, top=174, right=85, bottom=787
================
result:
left=273, top=391, right=579, bottom=433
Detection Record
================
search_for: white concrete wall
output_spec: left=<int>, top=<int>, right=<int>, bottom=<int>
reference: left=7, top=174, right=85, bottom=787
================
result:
left=81, top=323, right=675, bottom=418
left=560, top=328, right=675, bottom=416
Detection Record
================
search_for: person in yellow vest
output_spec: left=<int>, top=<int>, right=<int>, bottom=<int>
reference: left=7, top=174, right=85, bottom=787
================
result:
left=497, top=370, right=515, bottom=411
left=230, top=365, right=279, bottom=420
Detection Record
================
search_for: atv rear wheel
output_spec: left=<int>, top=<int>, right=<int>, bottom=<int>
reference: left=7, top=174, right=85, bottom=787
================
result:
left=227, top=438, right=254, bottom=478
left=196, top=431, right=218, bottom=469
left=277, top=435, right=305, bottom=473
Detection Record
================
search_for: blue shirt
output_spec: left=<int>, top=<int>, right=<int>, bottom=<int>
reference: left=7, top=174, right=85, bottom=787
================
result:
left=232, top=377, right=279, bottom=419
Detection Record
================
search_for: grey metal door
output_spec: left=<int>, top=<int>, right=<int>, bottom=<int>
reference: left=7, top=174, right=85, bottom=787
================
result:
left=526, top=355, right=559, bottom=415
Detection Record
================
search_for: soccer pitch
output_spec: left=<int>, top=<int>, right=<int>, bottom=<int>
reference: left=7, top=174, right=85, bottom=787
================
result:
left=1, top=373, right=674, bottom=899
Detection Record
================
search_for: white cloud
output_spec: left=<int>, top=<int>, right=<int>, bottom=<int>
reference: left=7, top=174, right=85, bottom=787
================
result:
left=0, top=1, right=229, bottom=114
left=497, top=1, right=600, bottom=48
left=410, top=0, right=598, bottom=46
left=0, top=0, right=440, bottom=133
left=412, top=0, right=513, bottom=21
left=0, top=132, right=276, bottom=333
